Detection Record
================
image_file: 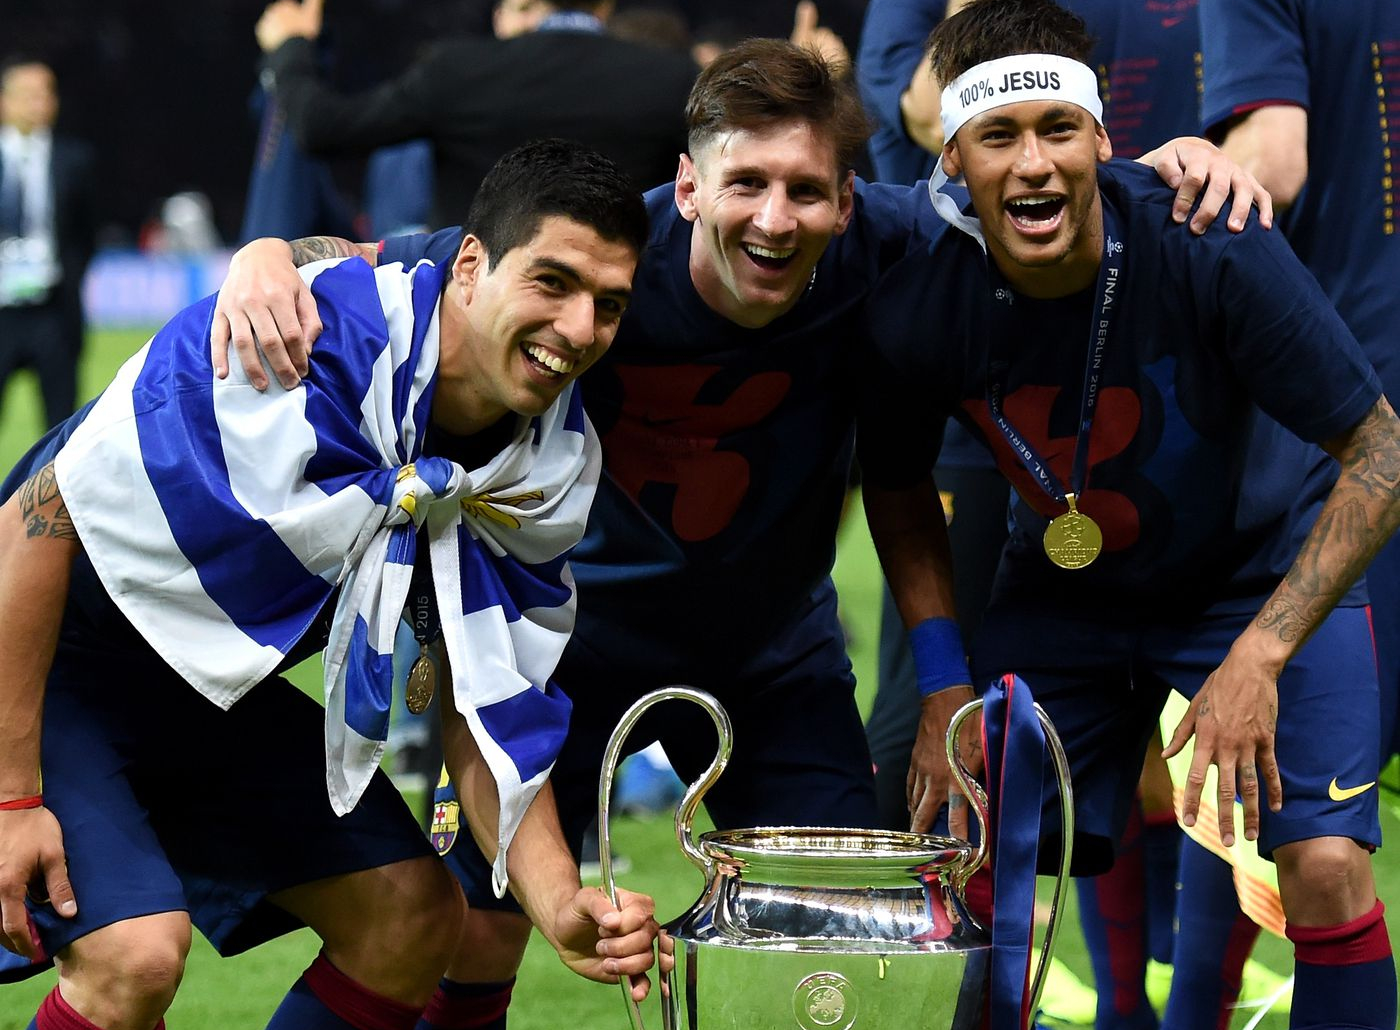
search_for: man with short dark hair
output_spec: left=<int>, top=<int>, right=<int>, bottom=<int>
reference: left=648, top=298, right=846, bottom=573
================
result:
left=859, top=3, right=1400, bottom=1027
left=0, top=139, right=660, bottom=1030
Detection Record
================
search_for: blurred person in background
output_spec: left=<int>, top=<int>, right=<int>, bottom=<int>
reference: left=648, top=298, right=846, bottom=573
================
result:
left=0, top=56, right=96, bottom=432
left=253, top=0, right=697, bottom=231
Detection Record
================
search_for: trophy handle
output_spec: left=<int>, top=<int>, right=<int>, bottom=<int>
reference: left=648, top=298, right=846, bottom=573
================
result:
left=1027, top=701, right=1075, bottom=1025
left=945, top=699, right=992, bottom=888
left=944, top=699, right=1075, bottom=1027
left=598, top=686, right=734, bottom=1030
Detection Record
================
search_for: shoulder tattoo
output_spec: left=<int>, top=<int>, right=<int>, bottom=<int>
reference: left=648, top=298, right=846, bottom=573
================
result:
left=16, top=462, right=77, bottom=541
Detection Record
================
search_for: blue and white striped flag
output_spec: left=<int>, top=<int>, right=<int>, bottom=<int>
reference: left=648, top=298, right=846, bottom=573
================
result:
left=53, top=255, right=597, bottom=894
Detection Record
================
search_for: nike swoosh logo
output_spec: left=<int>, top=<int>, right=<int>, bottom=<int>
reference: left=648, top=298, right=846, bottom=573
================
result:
left=1329, top=777, right=1377, bottom=802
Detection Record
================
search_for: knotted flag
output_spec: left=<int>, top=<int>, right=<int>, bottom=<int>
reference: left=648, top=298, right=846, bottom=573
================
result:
left=53, top=254, right=597, bottom=893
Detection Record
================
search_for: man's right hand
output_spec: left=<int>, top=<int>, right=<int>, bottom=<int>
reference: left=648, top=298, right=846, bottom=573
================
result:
left=907, top=685, right=980, bottom=836
left=0, top=805, right=76, bottom=958
left=211, top=238, right=322, bottom=390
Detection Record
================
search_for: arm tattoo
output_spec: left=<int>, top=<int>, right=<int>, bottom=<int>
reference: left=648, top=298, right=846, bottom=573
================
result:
left=16, top=463, right=77, bottom=541
left=1255, top=398, right=1400, bottom=649
left=288, top=236, right=361, bottom=267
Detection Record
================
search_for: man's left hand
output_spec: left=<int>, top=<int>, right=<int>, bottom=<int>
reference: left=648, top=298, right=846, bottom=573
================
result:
left=552, top=885, right=660, bottom=1002
left=1163, top=641, right=1284, bottom=847
left=1140, top=137, right=1275, bottom=234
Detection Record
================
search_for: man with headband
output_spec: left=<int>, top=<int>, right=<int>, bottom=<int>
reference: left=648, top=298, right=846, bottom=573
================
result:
left=858, top=1, right=1400, bottom=1025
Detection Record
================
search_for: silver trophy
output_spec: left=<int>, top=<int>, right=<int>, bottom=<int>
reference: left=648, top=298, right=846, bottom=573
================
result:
left=598, top=686, right=1074, bottom=1030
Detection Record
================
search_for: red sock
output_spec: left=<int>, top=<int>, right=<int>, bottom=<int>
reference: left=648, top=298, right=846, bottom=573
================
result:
left=33, top=986, right=166, bottom=1030
left=417, top=978, right=515, bottom=1030
left=1287, top=900, right=1397, bottom=1029
left=298, top=953, right=423, bottom=1030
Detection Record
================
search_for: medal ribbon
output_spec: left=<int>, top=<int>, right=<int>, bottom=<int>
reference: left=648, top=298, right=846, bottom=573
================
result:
left=408, top=528, right=441, bottom=652
left=982, top=673, right=1050, bottom=1030
left=983, top=201, right=1125, bottom=510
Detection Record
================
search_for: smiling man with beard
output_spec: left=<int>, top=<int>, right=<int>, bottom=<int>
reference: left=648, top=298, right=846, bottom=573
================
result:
left=859, top=3, right=1400, bottom=1028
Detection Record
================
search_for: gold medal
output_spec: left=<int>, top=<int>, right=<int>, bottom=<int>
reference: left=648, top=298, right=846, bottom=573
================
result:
left=1043, top=492, right=1103, bottom=570
left=406, top=646, right=437, bottom=715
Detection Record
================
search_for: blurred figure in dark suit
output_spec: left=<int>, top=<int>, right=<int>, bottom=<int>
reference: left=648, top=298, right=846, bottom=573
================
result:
left=0, top=56, right=96, bottom=430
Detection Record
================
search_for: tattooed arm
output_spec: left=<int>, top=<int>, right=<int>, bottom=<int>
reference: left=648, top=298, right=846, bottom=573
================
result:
left=0, top=463, right=82, bottom=956
left=210, top=235, right=377, bottom=390
left=1165, top=396, right=1400, bottom=846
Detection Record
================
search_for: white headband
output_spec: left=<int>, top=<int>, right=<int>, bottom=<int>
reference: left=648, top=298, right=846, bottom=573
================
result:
left=929, top=53, right=1103, bottom=249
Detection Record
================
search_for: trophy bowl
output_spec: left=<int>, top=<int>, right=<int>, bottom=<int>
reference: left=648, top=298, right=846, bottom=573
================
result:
left=598, top=687, right=1072, bottom=1030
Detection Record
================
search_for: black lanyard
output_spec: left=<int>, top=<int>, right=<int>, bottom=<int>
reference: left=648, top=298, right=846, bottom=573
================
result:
left=983, top=201, right=1125, bottom=509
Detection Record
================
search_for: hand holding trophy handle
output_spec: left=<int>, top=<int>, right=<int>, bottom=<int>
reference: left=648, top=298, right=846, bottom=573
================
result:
left=947, top=697, right=1076, bottom=1027
left=597, top=686, right=734, bottom=1030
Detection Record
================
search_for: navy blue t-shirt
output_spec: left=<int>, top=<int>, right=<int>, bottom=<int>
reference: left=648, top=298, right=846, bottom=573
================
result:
left=1070, top=0, right=1203, bottom=158
left=859, top=161, right=1380, bottom=617
left=856, top=0, right=942, bottom=185
left=383, top=179, right=945, bottom=662
left=1202, top=0, right=1400, bottom=399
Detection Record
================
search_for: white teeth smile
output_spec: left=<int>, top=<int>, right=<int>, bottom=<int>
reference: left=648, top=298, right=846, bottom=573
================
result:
left=1007, top=196, right=1064, bottom=226
left=526, top=344, right=574, bottom=376
left=744, top=244, right=797, bottom=260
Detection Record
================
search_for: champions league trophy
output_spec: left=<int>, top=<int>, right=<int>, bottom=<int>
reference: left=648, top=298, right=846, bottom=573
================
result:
left=597, top=687, right=1074, bottom=1030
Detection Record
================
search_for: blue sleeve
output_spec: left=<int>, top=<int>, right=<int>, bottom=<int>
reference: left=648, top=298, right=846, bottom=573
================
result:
left=857, top=0, right=941, bottom=135
left=856, top=0, right=943, bottom=184
left=378, top=227, right=462, bottom=268
left=1208, top=221, right=1381, bottom=442
left=1200, top=0, right=1307, bottom=134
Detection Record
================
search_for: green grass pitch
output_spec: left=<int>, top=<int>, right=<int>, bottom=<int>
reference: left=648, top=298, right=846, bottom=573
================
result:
left=1, top=329, right=1397, bottom=1028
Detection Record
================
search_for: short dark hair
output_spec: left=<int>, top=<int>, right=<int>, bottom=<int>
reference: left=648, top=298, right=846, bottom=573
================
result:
left=685, top=38, right=869, bottom=172
left=927, top=0, right=1094, bottom=88
left=0, top=55, right=53, bottom=84
left=464, top=138, right=648, bottom=266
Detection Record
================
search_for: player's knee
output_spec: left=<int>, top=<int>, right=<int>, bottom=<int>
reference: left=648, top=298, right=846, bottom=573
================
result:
left=59, top=913, right=192, bottom=1023
left=364, top=857, right=464, bottom=970
left=1276, top=836, right=1376, bottom=922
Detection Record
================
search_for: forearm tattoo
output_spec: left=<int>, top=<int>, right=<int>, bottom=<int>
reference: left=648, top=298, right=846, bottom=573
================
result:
left=17, top=463, right=77, bottom=541
left=288, top=236, right=361, bottom=267
left=1256, top=399, right=1400, bottom=646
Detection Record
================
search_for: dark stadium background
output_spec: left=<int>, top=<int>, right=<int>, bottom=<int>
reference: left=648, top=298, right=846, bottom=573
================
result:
left=7, top=0, right=871, bottom=246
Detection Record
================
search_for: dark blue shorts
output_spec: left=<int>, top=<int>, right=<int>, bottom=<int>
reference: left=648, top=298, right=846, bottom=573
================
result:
left=971, top=603, right=1383, bottom=874
left=434, top=579, right=880, bottom=911
left=0, top=562, right=434, bottom=983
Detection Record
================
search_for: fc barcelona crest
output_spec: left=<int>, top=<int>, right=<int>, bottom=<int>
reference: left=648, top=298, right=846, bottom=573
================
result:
left=431, top=799, right=461, bottom=855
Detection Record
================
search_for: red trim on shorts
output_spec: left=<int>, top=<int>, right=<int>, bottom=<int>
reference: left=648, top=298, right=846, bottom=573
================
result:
left=303, top=953, right=423, bottom=1030
left=420, top=979, right=515, bottom=1029
left=1287, top=900, right=1392, bottom=966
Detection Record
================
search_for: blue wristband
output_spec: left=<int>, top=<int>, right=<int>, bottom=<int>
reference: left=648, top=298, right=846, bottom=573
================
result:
left=908, top=617, right=971, bottom=698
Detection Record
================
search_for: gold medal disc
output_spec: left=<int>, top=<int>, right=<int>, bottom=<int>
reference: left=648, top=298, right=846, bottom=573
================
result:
left=1043, top=494, right=1103, bottom=570
left=406, top=652, right=437, bottom=715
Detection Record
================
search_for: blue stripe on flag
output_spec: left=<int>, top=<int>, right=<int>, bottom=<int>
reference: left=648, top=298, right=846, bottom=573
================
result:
left=477, top=679, right=572, bottom=783
left=456, top=531, right=572, bottom=619
left=564, top=383, right=585, bottom=435
left=302, top=261, right=410, bottom=491
left=133, top=299, right=331, bottom=651
left=416, top=456, right=454, bottom=495
left=387, top=522, right=417, bottom=567
left=344, top=615, right=394, bottom=742
left=396, top=261, right=446, bottom=450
